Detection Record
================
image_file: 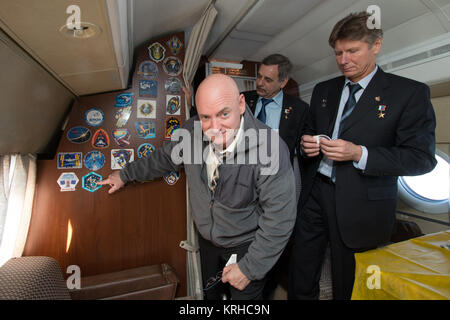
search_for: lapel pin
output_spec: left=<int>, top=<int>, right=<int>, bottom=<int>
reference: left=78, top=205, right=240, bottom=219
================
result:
left=321, top=99, right=327, bottom=108
left=375, top=96, right=381, bottom=102
left=284, top=106, right=292, bottom=119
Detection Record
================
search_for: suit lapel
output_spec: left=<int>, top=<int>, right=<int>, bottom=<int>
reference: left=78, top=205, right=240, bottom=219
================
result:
left=278, top=93, right=290, bottom=139
left=245, top=91, right=259, bottom=114
left=340, top=68, right=389, bottom=136
left=326, top=77, right=346, bottom=135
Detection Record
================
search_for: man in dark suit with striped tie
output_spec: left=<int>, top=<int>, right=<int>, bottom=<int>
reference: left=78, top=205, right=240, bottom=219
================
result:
left=288, top=12, right=437, bottom=300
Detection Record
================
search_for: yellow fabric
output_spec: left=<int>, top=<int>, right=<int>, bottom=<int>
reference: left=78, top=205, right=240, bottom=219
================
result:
left=351, top=231, right=450, bottom=300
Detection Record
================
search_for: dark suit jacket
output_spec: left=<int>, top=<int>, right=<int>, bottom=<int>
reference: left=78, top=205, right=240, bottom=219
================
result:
left=299, top=68, right=437, bottom=249
left=243, top=90, right=308, bottom=164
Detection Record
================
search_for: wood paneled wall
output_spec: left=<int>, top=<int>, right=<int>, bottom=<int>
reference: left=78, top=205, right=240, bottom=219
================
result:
left=23, top=32, right=187, bottom=297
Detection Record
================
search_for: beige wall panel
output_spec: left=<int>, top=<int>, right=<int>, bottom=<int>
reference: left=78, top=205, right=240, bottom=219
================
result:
left=0, top=30, right=73, bottom=154
left=431, top=96, right=450, bottom=143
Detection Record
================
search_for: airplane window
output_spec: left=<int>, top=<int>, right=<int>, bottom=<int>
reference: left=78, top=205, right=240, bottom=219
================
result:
left=398, top=150, right=449, bottom=214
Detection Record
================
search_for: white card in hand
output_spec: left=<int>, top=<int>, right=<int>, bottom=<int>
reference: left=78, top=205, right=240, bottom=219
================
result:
left=226, top=254, right=237, bottom=266
left=314, top=134, right=331, bottom=144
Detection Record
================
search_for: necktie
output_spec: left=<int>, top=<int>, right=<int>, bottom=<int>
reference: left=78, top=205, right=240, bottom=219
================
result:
left=208, top=147, right=223, bottom=195
left=331, top=83, right=362, bottom=182
left=209, top=166, right=219, bottom=195
left=257, top=98, right=273, bottom=124
left=338, top=83, right=362, bottom=137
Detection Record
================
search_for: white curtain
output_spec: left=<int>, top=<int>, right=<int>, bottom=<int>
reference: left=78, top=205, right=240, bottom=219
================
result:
left=183, top=0, right=218, bottom=119
left=0, top=154, right=37, bottom=267
left=181, top=0, right=217, bottom=300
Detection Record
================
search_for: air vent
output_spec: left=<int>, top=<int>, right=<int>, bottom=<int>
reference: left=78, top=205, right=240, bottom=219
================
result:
left=380, top=43, right=450, bottom=71
left=58, top=22, right=102, bottom=39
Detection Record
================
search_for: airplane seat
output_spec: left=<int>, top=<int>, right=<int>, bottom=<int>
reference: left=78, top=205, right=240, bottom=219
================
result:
left=0, top=256, right=180, bottom=300
left=0, top=256, right=71, bottom=300
left=390, top=219, right=424, bottom=243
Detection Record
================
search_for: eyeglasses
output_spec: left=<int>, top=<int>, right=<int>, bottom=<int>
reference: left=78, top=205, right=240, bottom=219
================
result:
left=203, top=271, right=223, bottom=292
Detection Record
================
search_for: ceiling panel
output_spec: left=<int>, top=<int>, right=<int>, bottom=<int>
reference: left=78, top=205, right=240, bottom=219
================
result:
left=132, top=0, right=210, bottom=49
left=203, top=0, right=258, bottom=56
left=209, top=36, right=264, bottom=61
left=235, top=0, right=322, bottom=36
left=0, top=0, right=125, bottom=95
left=0, top=0, right=117, bottom=74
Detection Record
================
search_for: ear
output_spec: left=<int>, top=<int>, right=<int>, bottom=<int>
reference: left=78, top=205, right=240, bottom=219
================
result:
left=372, top=37, right=383, bottom=55
left=279, top=77, right=290, bottom=89
left=238, top=94, right=246, bottom=115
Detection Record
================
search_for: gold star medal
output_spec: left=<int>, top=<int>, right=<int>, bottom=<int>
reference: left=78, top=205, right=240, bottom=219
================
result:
left=378, top=105, right=386, bottom=118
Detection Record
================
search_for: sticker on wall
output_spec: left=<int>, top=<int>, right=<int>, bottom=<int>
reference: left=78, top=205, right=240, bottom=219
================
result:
left=57, top=172, right=79, bottom=192
left=82, top=172, right=102, bottom=192
left=111, top=149, right=134, bottom=170
left=137, top=143, right=155, bottom=158
left=83, top=150, right=105, bottom=171
left=137, top=99, right=156, bottom=119
left=167, top=36, right=183, bottom=55
left=164, top=171, right=179, bottom=186
left=166, top=95, right=181, bottom=115
left=115, top=106, right=132, bottom=128
left=148, top=42, right=166, bottom=62
left=67, top=126, right=91, bottom=144
left=57, top=152, right=83, bottom=169
left=163, top=56, right=182, bottom=76
left=165, top=77, right=182, bottom=94
left=137, top=61, right=158, bottom=79
left=91, top=128, right=110, bottom=149
left=135, top=121, right=156, bottom=139
left=139, top=80, right=158, bottom=97
left=84, top=108, right=104, bottom=127
left=112, top=129, right=131, bottom=147
left=114, top=92, right=134, bottom=108
left=165, top=117, right=181, bottom=140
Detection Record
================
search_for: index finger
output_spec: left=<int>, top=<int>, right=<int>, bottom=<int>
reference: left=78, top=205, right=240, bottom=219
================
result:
left=96, top=178, right=111, bottom=185
left=302, top=135, right=316, bottom=143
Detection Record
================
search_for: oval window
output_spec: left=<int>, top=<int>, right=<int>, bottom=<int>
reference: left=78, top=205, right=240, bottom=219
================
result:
left=398, top=150, right=449, bottom=214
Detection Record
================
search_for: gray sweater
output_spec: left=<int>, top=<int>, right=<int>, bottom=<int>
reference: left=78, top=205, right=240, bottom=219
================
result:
left=120, top=108, right=297, bottom=281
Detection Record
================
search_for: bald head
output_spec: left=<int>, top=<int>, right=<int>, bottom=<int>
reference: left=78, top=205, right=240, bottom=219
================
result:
left=195, top=74, right=246, bottom=148
left=196, top=74, right=240, bottom=107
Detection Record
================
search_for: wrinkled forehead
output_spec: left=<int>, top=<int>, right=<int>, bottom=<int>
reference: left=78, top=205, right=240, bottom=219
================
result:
left=197, top=91, right=239, bottom=116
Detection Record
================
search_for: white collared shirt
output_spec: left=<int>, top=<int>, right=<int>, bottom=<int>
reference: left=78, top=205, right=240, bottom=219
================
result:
left=254, top=90, right=283, bottom=131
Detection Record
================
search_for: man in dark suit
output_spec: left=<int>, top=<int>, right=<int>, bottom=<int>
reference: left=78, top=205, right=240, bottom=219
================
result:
left=288, top=12, right=437, bottom=300
left=243, top=54, right=308, bottom=165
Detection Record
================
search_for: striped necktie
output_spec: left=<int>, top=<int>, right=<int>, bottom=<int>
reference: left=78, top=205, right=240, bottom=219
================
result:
left=338, top=83, right=362, bottom=137
left=331, top=83, right=362, bottom=182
